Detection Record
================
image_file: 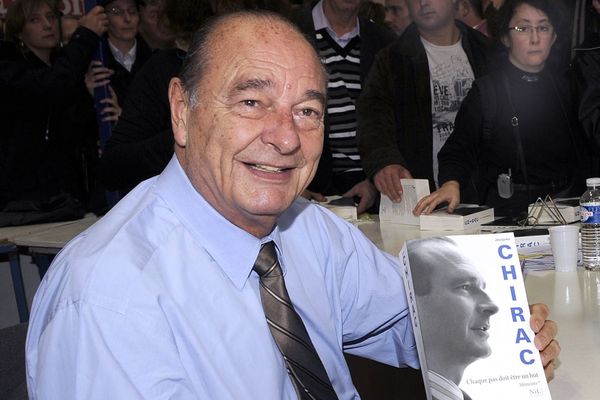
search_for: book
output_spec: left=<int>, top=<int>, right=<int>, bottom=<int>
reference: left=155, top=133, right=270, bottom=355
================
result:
left=379, top=179, right=430, bottom=225
left=527, top=197, right=580, bottom=224
left=419, top=204, right=495, bottom=231
left=399, top=233, right=551, bottom=400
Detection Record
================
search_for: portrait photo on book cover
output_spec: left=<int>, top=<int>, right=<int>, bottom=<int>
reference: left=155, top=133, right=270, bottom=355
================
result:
left=405, top=235, right=549, bottom=400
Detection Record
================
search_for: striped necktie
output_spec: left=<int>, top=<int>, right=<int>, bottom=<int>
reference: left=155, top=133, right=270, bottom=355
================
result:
left=253, top=241, right=338, bottom=400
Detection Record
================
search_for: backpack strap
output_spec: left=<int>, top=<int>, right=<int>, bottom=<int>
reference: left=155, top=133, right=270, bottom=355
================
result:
left=468, top=76, right=497, bottom=204
left=476, top=76, right=497, bottom=151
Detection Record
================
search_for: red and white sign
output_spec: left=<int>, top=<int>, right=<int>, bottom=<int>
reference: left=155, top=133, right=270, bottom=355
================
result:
left=1, top=0, right=85, bottom=17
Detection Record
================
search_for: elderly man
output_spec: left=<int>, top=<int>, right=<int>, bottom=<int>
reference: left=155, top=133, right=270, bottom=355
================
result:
left=26, top=10, right=558, bottom=399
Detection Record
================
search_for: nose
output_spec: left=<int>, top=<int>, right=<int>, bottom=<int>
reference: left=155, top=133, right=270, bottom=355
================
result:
left=262, top=109, right=301, bottom=155
left=41, top=16, right=52, bottom=29
left=530, top=28, right=541, bottom=44
left=385, top=10, right=394, bottom=24
left=478, top=292, right=499, bottom=316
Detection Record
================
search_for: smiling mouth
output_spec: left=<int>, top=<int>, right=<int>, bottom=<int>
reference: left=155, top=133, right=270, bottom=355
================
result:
left=249, top=164, right=289, bottom=173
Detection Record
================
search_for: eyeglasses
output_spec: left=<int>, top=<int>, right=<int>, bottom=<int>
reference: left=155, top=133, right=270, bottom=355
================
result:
left=106, top=7, right=139, bottom=17
left=508, top=25, right=553, bottom=36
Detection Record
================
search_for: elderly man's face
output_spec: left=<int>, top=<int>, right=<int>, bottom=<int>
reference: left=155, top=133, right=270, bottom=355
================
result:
left=171, top=18, right=326, bottom=237
left=418, top=244, right=499, bottom=371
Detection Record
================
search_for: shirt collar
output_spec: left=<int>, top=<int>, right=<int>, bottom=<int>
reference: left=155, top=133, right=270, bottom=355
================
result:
left=108, top=39, right=137, bottom=72
left=312, top=0, right=360, bottom=42
left=428, top=369, right=465, bottom=400
left=155, top=156, right=284, bottom=290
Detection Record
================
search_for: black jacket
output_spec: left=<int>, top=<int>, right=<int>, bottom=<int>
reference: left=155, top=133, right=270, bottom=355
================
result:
left=293, top=5, right=396, bottom=193
left=357, top=21, right=497, bottom=190
left=0, top=27, right=100, bottom=207
left=438, top=59, right=587, bottom=215
left=104, top=35, right=153, bottom=105
left=98, top=48, right=185, bottom=193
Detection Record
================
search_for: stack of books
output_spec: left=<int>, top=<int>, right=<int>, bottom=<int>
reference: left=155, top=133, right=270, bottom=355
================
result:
left=419, top=205, right=495, bottom=231
left=379, top=179, right=430, bottom=225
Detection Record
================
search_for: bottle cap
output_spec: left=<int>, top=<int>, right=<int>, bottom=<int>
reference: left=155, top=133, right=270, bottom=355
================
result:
left=587, top=177, right=600, bottom=186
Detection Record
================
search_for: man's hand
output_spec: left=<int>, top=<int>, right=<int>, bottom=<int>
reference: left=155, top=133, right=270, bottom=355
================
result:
left=79, top=5, right=109, bottom=37
left=413, top=181, right=460, bottom=215
left=342, top=179, right=377, bottom=214
left=530, top=303, right=560, bottom=382
left=373, top=164, right=413, bottom=202
left=301, top=189, right=327, bottom=202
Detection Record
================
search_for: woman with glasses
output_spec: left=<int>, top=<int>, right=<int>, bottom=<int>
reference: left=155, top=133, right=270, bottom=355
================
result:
left=414, top=0, right=588, bottom=218
left=86, top=0, right=152, bottom=114
left=0, top=0, right=108, bottom=216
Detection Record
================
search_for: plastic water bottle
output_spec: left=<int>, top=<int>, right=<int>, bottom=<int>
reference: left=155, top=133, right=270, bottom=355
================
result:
left=581, top=177, right=600, bottom=270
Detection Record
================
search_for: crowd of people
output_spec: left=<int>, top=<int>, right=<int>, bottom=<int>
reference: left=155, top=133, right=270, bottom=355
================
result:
left=1, top=0, right=597, bottom=223
left=1, top=0, right=593, bottom=397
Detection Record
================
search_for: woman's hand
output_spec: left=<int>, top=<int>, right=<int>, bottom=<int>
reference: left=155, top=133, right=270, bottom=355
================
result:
left=85, top=61, right=114, bottom=96
left=413, top=180, right=460, bottom=215
left=100, top=86, right=122, bottom=122
left=79, top=5, right=109, bottom=37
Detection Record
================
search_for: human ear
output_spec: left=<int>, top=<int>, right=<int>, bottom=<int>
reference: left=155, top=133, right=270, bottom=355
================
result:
left=169, top=77, right=188, bottom=148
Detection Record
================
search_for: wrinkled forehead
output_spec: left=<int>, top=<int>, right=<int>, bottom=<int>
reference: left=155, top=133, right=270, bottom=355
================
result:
left=205, top=17, right=326, bottom=93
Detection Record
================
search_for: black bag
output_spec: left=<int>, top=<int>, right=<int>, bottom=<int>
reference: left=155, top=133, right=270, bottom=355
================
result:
left=0, top=194, right=85, bottom=227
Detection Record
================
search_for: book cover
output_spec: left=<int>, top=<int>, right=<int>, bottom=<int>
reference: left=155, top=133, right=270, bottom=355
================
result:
left=379, top=179, right=430, bottom=225
left=400, top=233, right=551, bottom=400
left=419, top=205, right=494, bottom=231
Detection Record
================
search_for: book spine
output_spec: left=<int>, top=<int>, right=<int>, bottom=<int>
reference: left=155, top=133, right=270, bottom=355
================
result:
left=399, top=243, right=432, bottom=400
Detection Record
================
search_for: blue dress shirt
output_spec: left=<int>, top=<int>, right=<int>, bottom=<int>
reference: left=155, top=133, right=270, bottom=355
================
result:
left=26, top=157, right=418, bottom=399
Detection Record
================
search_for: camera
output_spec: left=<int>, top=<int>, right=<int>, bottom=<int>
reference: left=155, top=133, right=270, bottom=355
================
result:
left=497, top=170, right=514, bottom=199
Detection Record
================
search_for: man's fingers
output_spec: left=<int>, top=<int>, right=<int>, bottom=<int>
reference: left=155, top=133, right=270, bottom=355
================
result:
left=533, top=319, right=558, bottom=351
left=530, top=303, right=550, bottom=333
left=539, top=338, right=561, bottom=367
left=543, top=360, right=556, bottom=382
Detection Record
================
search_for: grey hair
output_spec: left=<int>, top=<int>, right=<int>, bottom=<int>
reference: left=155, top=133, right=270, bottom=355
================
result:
left=178, top=10, right=323, bottom=108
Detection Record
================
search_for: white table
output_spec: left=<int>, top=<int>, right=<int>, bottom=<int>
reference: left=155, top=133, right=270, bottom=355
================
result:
left=354, top=219, right=600, bottom=400
left=11, top=214, right=98, bottom=250
left=0, top=217, right=97, bottom=322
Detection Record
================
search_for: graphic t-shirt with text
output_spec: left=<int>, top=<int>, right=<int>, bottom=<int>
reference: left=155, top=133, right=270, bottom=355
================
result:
left=422, top=37, right=474, bottom=187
